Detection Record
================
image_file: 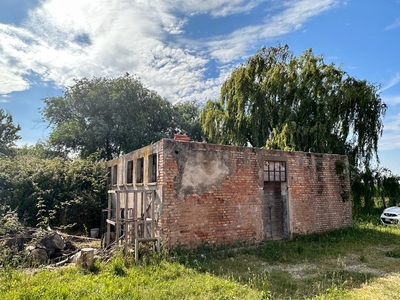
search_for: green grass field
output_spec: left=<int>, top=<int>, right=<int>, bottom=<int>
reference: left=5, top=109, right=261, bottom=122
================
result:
left=2, top=216, right=400, bottom=299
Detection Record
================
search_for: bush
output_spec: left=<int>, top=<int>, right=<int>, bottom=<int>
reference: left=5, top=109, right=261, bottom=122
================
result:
left=0, top=153, right=107, bottom=232
left=0, top=205, right=22, bottom=235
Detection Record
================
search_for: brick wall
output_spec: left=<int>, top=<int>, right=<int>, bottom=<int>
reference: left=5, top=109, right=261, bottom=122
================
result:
left=107, top=139, right=352, bottom=248
left=282, top=151, right=352, bottom=235
left=158, top=139, right=352, bottom=247
left=158, top=140, right=264, bottom=247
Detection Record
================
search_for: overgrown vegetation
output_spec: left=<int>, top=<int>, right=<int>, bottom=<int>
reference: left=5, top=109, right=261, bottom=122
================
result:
left=0, top=204, right=23, bottom=235
left=351, top=167, right=400, bottom=214
left=0, top=148, right=108, bottom=231
left=2, top=219, right=400, bottom=299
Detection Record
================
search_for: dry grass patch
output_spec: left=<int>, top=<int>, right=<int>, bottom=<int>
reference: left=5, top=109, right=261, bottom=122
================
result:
left=349, top=273, right=400, bottom=300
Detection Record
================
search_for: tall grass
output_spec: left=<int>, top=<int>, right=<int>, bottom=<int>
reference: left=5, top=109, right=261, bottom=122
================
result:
left=0, top=255, right=263, bottom=299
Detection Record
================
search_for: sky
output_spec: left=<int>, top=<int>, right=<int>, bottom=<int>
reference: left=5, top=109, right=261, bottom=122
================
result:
left=0, top=0, right=400, bottom=174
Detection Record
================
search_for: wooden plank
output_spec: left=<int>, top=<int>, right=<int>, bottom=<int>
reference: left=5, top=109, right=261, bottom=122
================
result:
left=105, top=188, right=160, bottom=261
left=106, top=219, right=116, bottom=226
left=106, top=191, right=114, bottom=246
left=151, top=190, right=155, bottom=238
left=124, top=190, right=129, bottom=248
left=115, top=191, right=121, bottom=247
left=137, top=238, right=159, bottom=242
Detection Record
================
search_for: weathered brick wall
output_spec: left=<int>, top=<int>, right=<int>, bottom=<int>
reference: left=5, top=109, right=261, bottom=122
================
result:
left=158, top=139, right=352, bottom=247
left=107, top=139, right=352, bottom=248
left=158, top=139, right=264, bottom=247
left=283, top=152, right=352, bottom=235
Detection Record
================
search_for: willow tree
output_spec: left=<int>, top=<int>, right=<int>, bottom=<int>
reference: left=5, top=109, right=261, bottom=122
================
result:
left=201, top=45, right=386, bottom=169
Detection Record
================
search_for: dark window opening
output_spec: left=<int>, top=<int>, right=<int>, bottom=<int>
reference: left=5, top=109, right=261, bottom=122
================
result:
left=112, top=165, right=118, bottom=185
left=264, top=161, right=286, bottom=182
left=136, top=158, right=144, bottom=183
left=148, top=154, right=157, bottom=183
left=126, top=160, right=133, bottom=184
left=107, top=167, right=112, bottom=186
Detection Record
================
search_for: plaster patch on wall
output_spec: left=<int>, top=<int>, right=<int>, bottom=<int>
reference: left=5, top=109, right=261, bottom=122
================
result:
left=174, top=149, right=232, bottom=200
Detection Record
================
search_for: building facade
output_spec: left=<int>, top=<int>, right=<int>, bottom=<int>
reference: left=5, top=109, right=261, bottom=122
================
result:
left=107, top=138, right=352, bottom=248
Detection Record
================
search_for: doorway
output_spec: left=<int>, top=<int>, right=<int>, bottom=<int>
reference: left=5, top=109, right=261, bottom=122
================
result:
left=263, top=182, right=285, bottom=240
left=263, top=160, right=287, bottom=240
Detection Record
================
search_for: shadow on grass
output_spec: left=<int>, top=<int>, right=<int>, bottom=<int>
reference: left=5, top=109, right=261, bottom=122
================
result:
left=171, top=221, right=400, bottom=299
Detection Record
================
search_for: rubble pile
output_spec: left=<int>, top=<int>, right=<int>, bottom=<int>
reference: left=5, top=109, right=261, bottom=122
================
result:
left=0, top=228, right=99, bottom=267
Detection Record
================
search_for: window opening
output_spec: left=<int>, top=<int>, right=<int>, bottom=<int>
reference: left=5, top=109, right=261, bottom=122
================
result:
left=136, top=158, right=144, bottom=183
left=107, top=167, right=112, bottom=186
left=264, top=161, right=286, bottom=182
left=112, top=165, right=118, bottom=185
left=127, top=160, right=133, bottom=184
left=148, top=154, right=157, bottom=183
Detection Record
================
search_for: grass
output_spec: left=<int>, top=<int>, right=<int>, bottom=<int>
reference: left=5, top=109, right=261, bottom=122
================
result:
left=2, top=217, right=400, bottom=299
left=0, top=259, right=263, bottom=299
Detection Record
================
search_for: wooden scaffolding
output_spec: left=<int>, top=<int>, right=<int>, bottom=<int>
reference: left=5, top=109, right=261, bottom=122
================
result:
left=105, top=189, right=160, bottom=260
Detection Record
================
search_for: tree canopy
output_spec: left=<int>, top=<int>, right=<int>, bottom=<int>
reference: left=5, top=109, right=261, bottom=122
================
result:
left=42, top=74, right=204, bottom=160
left=201, top=45, right=386, bottom=168
left=172, top=100, right=204, bottom=142
left=0, top=109, right=21, bottom=157
left=42, top=74, right=177, bottom=160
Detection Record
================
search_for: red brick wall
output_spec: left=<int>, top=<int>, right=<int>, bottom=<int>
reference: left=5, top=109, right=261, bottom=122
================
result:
left=285, top=152, right=352, bottom=234
left=158, top=139, right=352, bottom=247
left=158, top=140, right=264, bottom=247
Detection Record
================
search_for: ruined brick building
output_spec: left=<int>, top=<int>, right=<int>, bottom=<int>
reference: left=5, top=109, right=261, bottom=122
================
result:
left=105, top=137, right=352, bottom=249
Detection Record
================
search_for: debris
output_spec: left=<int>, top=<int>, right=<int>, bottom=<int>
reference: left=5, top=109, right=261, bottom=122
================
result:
left=1, top=227, right=101, bottom=267
left=71, top=248, right=95, bottom=268
left=27, top=245, right=48, bottom=264
left=38, top=232, right=65, bottom=258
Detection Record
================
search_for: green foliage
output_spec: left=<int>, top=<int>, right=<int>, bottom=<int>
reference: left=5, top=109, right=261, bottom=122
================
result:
left=0, top=109, right=21, bottom=157
left=17, top=141, right=62, bottom=159
left=109, top=253, right=128, bottom=276
left=351, top=167, right=400, bottom=213
left=41, top=74, right=176, bottom=160
left=200, top=44, right=386, bottom=170
left=172, top=100, right=204, bottom=141
left=0, top=150, right=107, bottom=231
left=0, top=205, right=22, bottom=235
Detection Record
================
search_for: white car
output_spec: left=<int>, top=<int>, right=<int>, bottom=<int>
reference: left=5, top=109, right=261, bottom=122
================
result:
left=381, top=206, right=400, bottom=225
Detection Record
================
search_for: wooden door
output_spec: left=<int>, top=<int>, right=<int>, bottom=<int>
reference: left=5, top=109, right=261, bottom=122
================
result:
left=263, top=182, right=284, bottom=240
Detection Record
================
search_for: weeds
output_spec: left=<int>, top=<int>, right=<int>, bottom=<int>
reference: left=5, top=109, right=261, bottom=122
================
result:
left=109, top=253, right=127, bottom=276
left=0, top=205, right=23, bottom=235
left=385, top=246, right=400, bottom=258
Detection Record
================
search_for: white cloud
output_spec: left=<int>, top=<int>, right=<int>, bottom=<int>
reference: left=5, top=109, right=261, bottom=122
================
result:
left=0, top=67, right=30, bottom=95
left=381, top=73, right=400, bottom=92
left=207, top=0, right=339, bottom=62
left=0, top=0, right=340, bottom=103
left=385, top=18, right=400, bottom=30
left=0, top=24, right=34, bottom=94
left=153, top=0, right=268, bottom=17
left=379, top=114, right=400, bottom=150
left=383, top=94, right=400, bottom=106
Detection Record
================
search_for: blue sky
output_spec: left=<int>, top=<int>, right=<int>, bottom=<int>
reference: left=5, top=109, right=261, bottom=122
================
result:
left=1, top=0, right=400, bottom=174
